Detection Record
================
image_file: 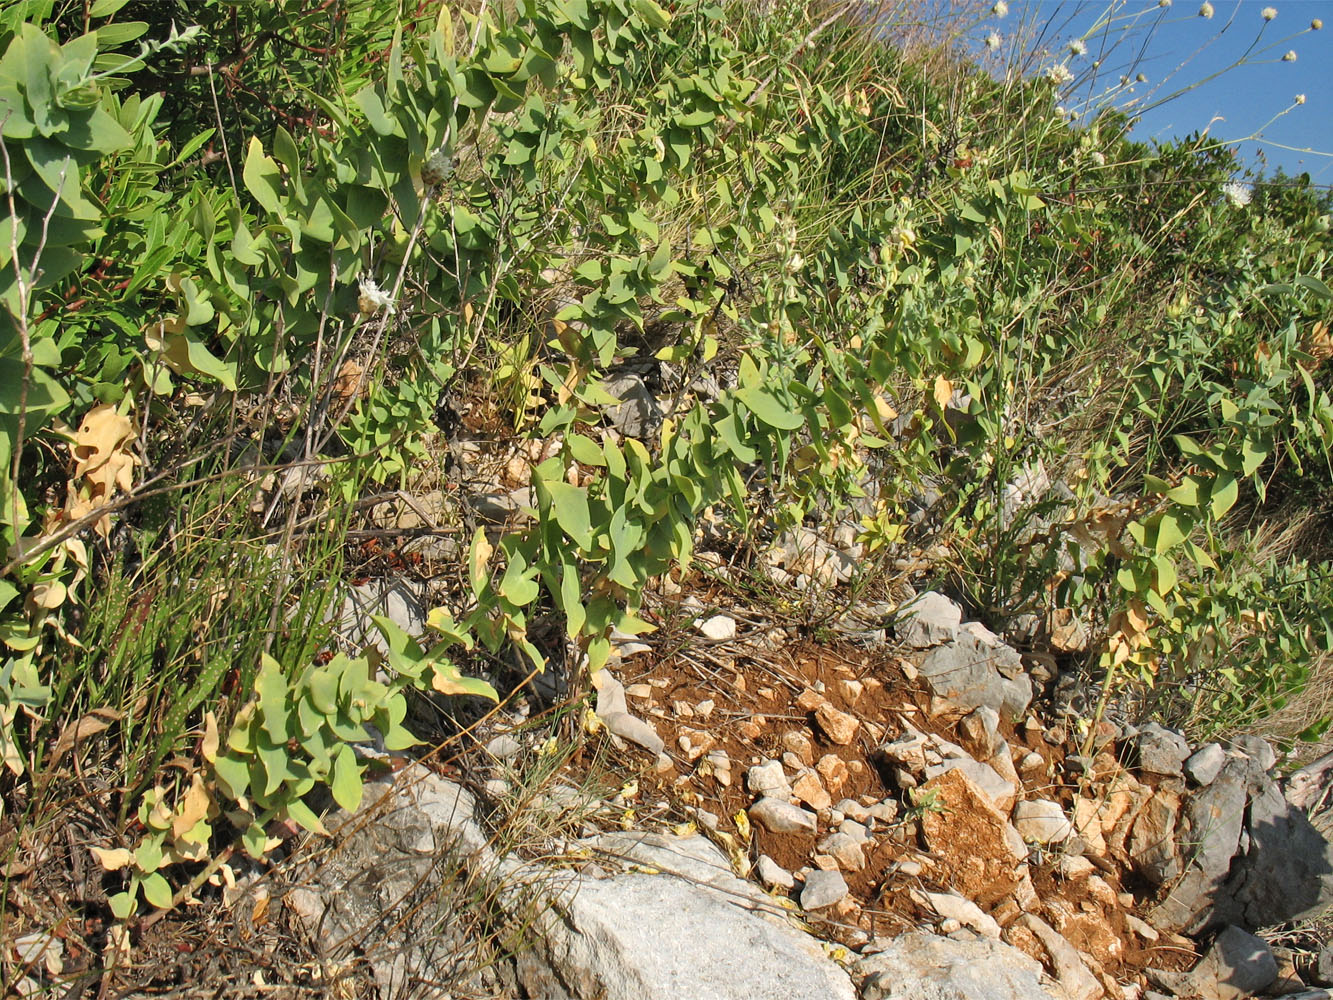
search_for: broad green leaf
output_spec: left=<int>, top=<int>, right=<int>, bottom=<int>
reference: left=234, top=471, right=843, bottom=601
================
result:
left=255, top=654, right=290, bottom=743
left=586, top=634, right=611, bottom=672
left=140, top=872, right=172, bottom=910
left=542, top=479, right=593, bottom=548
left=1152, top=554, right=1178, bottom=596
left=632, top=0, right=672, bottom=28
left=1295, top=274, right=1333, bottom=300
left=212, top=754, right=251, bottom=800
left=499, top=557, right=540, bottom=606
left=285, top=798, right=326, bottom=835
left=330, top=744, right=363, bottom=812
left=736, top=384, right=803, bottom=430
left=1153, top=512, right=1188, bottom=554
left=307, top=666, right=339, bottom=715
left=108, top=891, right=135, bottom=919
left=242, top=137, right=284, bottom=216
left=1209, top=473, right=1238, bottom=519
left=567, top=433, right=606, bottom=466
left=469, top=526, right=493, bottom=596
left=1166, top=475, right=1206, bottom=507
left=560, top=561, right=586, bottom=637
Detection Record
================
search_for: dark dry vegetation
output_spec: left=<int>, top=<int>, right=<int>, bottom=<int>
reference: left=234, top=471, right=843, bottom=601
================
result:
left=1, top=0, right=1332, bottom=994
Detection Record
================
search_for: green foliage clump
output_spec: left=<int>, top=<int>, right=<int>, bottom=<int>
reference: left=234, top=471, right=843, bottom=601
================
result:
left=1, top=0, right=1331, bottom=920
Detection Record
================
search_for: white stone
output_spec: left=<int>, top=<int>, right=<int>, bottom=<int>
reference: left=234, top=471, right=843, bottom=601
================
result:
left=749, top=797, right=818, bottom=835
left=696, top=614, right=737, bottom=641
left=1013, top=800, right=1073, bottom=844
left=800, top=869, right=849, bottom=910
left=757, top=854, right=796, bottom=890
left=912, top=889, right=1002, bottom=939
left=746, top=760, right=792, bottom=800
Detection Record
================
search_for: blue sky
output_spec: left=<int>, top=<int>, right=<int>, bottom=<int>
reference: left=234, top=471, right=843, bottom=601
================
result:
left=983, top=1, right=1333, bottom=181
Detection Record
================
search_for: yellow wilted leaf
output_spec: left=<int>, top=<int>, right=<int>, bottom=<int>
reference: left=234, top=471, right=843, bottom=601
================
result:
left=48, top=708, right=120, bottom=764
left=874, top=395, right=898, bottom=422
left=66, top=403, right=138, bottom=538
left=29, top=580, right=67, bottom=609
left=932, top=376, right=953, bottom=409
left=201, top=711, right=219, bottom=762
left=91, top=846, right=134, bottom=871
left=733, top=809, right=751, bottom=841
left=172, top=774, right=212, bottom=840
left=1125, top=598, right=1149, bottom=636
left=1303, top=320, right=1332, bottom=366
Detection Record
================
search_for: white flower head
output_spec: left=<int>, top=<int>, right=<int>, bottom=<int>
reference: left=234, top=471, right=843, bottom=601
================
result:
left=357, top=274, right=396, bottom=316
left=1221, top=181, right=1252, bottom=208
left=1296, top=93, right=1307, bottom=104
left=1047, top=63, right=1074, bottom=85
left=1069, top=38, right=1088, bottom=56
left=1262, top=6, right=1277, bottom=20
left=1283, top=50, right=1297, bottom=61
left=1090, top=150, right=1106, bottom=166
left=786, top=252, right=805, bottom=274
left=992, top=1, right=1009, bottom=16
left=985, top=30, right=1002, bottom=50
left=1199, top=2, right=1214, bottom=17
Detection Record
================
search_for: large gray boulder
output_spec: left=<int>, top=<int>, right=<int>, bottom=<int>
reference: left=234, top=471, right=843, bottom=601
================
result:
left=603, top=372, right=664, bottom=440
left=916, top=632, right=1032, bottom=718
left=516, top=831, right=856, bottom=1000
left=283, top=766, right=513, bottom=999
left=1151, top=737, right=1333, bottom=934
left=855, top=930, right=1061, bottom=1000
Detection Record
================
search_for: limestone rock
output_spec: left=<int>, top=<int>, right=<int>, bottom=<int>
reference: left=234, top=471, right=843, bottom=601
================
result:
left=1014, top=913, right=1103, bottom=1000
left=800, top=869, right=849, bottom=910
left=756, top=854, right=795, bottom=890
left=925, top=757, right=1017, bottom=812
left=895, top=591, right=963, bottom=648
left=1129, top=791, right=1181, bottom=885
left=1178, top=925, right=1278, bottom=1000
left=919, top=768, right=1026, bottom=905
left=519, top=832, right=856, bottom=1000
left=856, top=931, right=1061, bottom=1000
left=917, top=632, right=1032, bottom=718
left=815, top=702, right=860, bottom=745
left=1209, top=778, right=1333, bottom=931
left=792, top=769, right=832, bottom=811
left=1185, top=743, right=1227, bottom=787
left=749, top=797, right=818, bottom=835
left=879, top=732, right=928, bottom=774
left=817, top=754, right=850, bottom=800
left=960, top=705, right=1005, bottom=759
left=696, top=614, right=737, bottom=641
left=1134, top=723, right=1191, bottom=777
left=603, top=372, right=664, bottom=440
left=817, top=832, right=866, bottom=872
left=594, top=669, right=664, bottom=756
left=1013, top=799, right=1073, bottom=844
left=911, top=889, right=1002, bottom=939
left=747, top=759, right=793, bottom=800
